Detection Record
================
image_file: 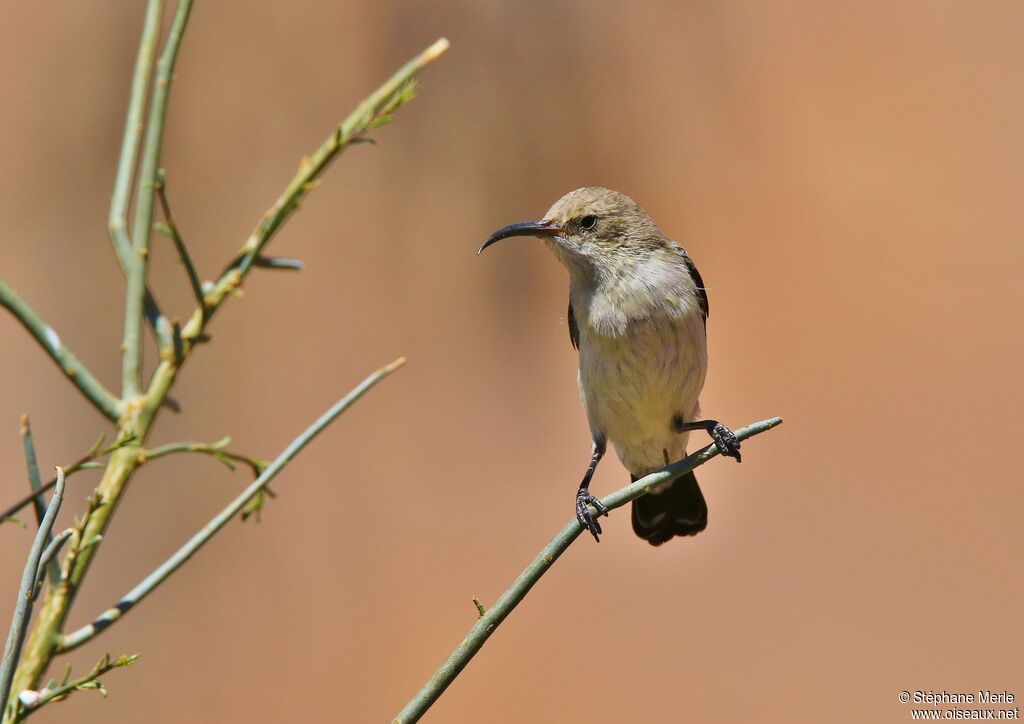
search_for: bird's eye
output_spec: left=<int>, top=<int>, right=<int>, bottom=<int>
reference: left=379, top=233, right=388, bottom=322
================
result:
left=580, top=215, right=598, bottom=230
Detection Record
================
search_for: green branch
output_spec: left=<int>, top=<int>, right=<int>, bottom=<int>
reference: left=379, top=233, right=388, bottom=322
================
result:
left=17, top=653, right=139, bottom=719
left=392, top=417, right=784, bottom=724
left=57, top=359, right=405, bottom=653
left=107, top=0, right=169, bottom=350
left=0, top=282, right=121, bottom=422
left=0, top=434, right=132, bottom=525
left=4, top=24, right=447, bottom=715
left=18, top=419, right=43, bottom=529
left=33, top=531, right=73, bottom=594
left=128, top=36, right=450, bottom=432
left=0, top=469, right=66, bottom=718
left=107, top=0, right=163, bottom=269
left=201, top=37, right=450, bottom=325
left=142, top=437, right=268, bottom=476
left=19, top=419, right=58, bottom=585
left=121, top=0, right=194, bottom=396
left=154, top=170, right=205, bottom=317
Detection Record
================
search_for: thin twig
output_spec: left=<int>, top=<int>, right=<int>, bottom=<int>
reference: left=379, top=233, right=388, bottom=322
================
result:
left=141, top=438, right=268, bottom=476
left=57, top=358, right=406, bottom=653
left=18, top=419, right=43, bottom=529
left=0, top=282, right=121, bottom=422
left=0, top=469, right=66, bottom=716
left=33, top=531, right=73, bottom=592
left=108, top=0, right=163, bottom=270
left=0, top=435, right=133, bottom=524
left=19, top=419, right=57, bottom=585
left=18, top=653, right=139, bottom=719
left=134, top=36, right=449, bottom=406
left=202, top=37, right=450, bottom=325
left=106, top=0, right=169, bottom=349
left=121, top=0, right=194, bottom=395
left=154, top=169, right=205, bottom=315
left=392, top=417, right=784, bottom=724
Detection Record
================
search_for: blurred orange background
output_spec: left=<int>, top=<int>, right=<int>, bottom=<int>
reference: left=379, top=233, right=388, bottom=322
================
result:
left=1, top=2, right=1021, bottom=722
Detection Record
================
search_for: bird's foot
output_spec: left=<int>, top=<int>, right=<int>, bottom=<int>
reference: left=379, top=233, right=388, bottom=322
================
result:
left=576, top=488, right=609, bottom=542
left=710, top=422, right=742, bottom=462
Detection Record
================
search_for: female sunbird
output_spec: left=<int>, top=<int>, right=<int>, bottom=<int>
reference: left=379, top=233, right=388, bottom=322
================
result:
left=480, top=188, right=741, bottom=545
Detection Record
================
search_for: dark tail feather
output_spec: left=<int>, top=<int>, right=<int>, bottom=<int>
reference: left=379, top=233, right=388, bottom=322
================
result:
left=631, top=470, right=707, bottom=546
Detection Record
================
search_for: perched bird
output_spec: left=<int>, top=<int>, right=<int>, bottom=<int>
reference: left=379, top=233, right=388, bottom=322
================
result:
left=479, top=188, right=741, bottom=545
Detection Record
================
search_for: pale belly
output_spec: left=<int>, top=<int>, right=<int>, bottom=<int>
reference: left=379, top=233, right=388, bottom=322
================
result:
left=578, top=312, right=708, bottom=476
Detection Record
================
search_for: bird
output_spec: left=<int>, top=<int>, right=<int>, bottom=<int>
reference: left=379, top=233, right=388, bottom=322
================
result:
left=478, top=187, right=741, bottom=545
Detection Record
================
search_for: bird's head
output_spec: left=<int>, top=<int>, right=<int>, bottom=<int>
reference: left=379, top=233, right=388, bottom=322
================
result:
left=478, top=187, right=667, bottom=279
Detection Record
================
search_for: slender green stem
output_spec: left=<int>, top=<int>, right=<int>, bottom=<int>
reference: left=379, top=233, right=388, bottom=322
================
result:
left=107, top=0, right=168, bottom=348
left=121, top=0, right=194, bottom=396
left=33, top=531, right=73, bottom=592
left=142, top=438, right=267, bottom=476
left=1, top=470, right=87, bottom=526
left=18, top=419, right=43, bottom=528
left=0, top=436, right=128, bottom=523
left=9, top=14, right=197, bottom=700
left=154, top=170, right=205, bottom=315
left=0, top=282, right=121, bottom=422
left=204, top=37, right=450, bottom=324
left=19, top=653, right=139, bottom=719
left=19, top=419, right=58, bottom=585
left=129, top=37, right=450, bottom=382
left=392, top=417, right=784, bottom=724
left=108, top=0, right=164, bottom=268
left=6, top=454, right=138, bottom=711
left=58, top=358, right=405, bottom=653
left=0, top=469, right=66, bottom=718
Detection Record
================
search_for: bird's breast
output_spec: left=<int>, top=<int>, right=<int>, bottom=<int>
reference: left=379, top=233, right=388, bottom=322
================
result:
left=577, top=310, right=708, bottom=474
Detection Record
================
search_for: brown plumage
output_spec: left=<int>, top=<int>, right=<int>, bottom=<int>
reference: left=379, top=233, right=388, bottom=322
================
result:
left=480, top=188, right=740, bottom=545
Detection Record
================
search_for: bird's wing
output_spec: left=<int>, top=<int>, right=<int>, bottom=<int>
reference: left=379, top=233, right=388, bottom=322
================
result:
left=568, top=299, right=579, bottom=350
left=682, top=252, right=709, bottom=321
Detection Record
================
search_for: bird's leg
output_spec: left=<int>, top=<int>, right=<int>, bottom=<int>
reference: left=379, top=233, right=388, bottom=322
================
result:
left=673, top=418, right=742, bottom=462
left=576, top=437, right=609, bottom=542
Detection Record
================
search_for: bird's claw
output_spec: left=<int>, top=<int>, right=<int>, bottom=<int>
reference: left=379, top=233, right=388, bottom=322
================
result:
left=576, top=488, right=609, bottom=542
left=711, top=422, right=741, bottom=462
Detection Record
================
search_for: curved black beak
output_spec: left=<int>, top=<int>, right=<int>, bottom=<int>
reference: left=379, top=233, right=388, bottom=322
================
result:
left=477, top=219, right=560, bottom=255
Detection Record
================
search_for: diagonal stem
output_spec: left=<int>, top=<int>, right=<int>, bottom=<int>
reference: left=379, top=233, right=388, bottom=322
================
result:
left=0, top=469, right=66, bottom=717
left=154, top=170, right=204, bottom=315
left=392, top=417, right=784, bottom=724
left=57, top=358, right=405, bottom=653
left=0, top=282, right=121, bottom=422
left=207, top=37, right=450, bottom=319
left=18, top=419, right=44, bottom=529
left=18, top=419, right=58, bottom=586
left=33, top=530, right=73, bottom=593
left=0, top=435, right=128, bottom=523
left=19, top=652, right=139, bottom=719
